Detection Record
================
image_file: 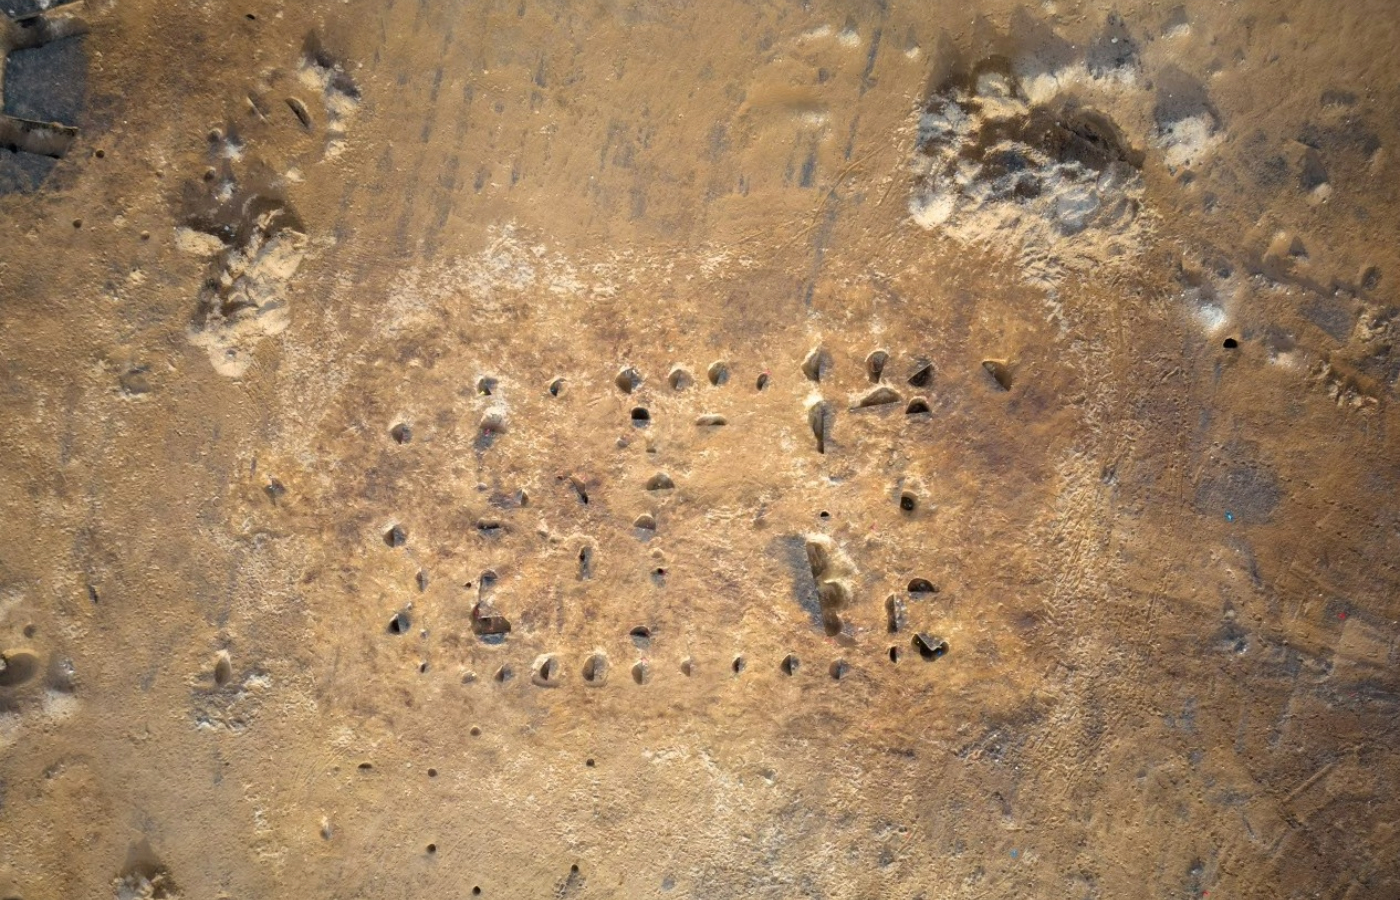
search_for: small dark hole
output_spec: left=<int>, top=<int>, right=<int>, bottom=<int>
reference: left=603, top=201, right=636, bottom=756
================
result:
left=631, top=407, right=651, bottom=427
left=818, top=510, right=830, bottom=519
left=913, top=634, right=948, bottom=660
left=427, top=768, right=437, bottom=777
left=358, top=762, right=373, bottom=770
left=22, top=624, right=36, bottom=638
left=630, top=625, right=652, bottom=640
left=548, top=377, right=564, bottom=396
left=585, top=758, right=595, bottom=767
left=615, top=367, right=642, bottom=393
left=473, top=888, right=482, bottom=896
left=477, top=376, right=497, bottom=396
left=829, top=659, right=848, bottom=680
left=571, top=865, right=580, bottom=874
left=908, top=363, right=933, bottom=388
left=866, top=350, right=889, bottom=382
left=384, top=524, right=407, bottom=547
left=756, top=373, right=771, bottom=391
left=781, top=654, right=799, bottom=675
left=708, top=361, right=730, bottom=386
left=388, top=612, right=410, bottom=635
left=668, top=368, right=693, bottom=391
left=1223, top=337, right=1239, bottom=349
left=94, top=149, right=105, bottom=158
left=906, top=398, right=931, bottom=415
left=72, top=219, right=82, bottom=229
left=908, top=578, right=937, bottom=595
left=426, top=844, right=437, bottom=854
left=418, top=661, right=428, bottom=674
left=245, top=12, right=256, bottom=19
left=889, top=646, right=901, bottom=663
left=732, top=655, right=745, bottom=674
left=900, top=492, right=917, bottom=512
left=470, top=726, right=482, bottom=736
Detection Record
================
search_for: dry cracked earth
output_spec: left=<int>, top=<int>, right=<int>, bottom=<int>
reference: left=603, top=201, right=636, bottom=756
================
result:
left=1, top=0, right=1399, bottom=897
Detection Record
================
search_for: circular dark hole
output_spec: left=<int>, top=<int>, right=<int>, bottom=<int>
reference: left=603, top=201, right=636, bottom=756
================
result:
left=756, top=373, right=770, bottom=391
left=1223, top=337, right=1239, bottom=349
left=571, top=865, right=580, bottom=874
left=585, top=758, right=595, bottom=767
left=473, top=889, right=482, bottom=896
left=908, top=578, right=936, bottom=595
left=732, top=655, right=745, bottom=674
left=818, top=510, right=830, bottom=519
left=889, top=646, right=900, bottom=663
left=357, top=762, right=373, bottom=770
left=245, top=12, right=256, bottom=18
left=391, top=423, right=412, bottom=444
left=427, top=768, right=437, bottom=777
left=22, top=624, right=35, bottom=638
left=631, top=407, right=651, bottom=427
left=615, top=368, right=641, bottom=393
left=72, top=220, right=82, bottom=229
left=630, top=625, right=651, bottom=640
left=426, top=844, right=437, bottom=854
left=900, top=493, right=916, bottom=512
left=548, top=377, right=564, bottom=396
left=387, top=612, right=410, bottom=635
left=469, top=726, right=482, bottom=736
left=418, top=661, right=428, bottom=673
left=94, top=149, right=105, bottom=159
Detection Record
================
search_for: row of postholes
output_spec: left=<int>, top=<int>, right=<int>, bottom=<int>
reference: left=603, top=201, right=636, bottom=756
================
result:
left=454, top=632, right=950, bottom=688
left=381, top=350, right=1012, bottom=453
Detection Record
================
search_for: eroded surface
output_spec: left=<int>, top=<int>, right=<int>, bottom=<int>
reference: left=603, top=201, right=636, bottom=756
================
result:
left=2, top=1, right=1399, bottom=898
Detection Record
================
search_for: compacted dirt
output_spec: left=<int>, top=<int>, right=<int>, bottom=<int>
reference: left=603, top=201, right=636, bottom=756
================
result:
left=2, top=0, right=1399, bottom=897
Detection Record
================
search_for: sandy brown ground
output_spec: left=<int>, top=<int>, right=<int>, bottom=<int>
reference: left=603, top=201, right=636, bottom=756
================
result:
left=2, top=0, right=1399, bottom=897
